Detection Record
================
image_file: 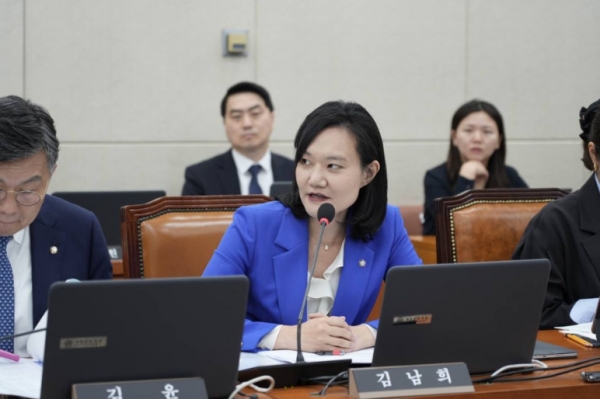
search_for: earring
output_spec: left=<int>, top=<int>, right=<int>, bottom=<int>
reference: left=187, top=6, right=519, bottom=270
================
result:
left=595, top=164, right=598, bottom=172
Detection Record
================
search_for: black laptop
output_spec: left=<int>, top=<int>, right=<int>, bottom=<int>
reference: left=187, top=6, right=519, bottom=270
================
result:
left=373, top=259, right=551, bottom=374
left=52, top=190, right=165, bottom=259
left=41, top=276, right=248, bottom=399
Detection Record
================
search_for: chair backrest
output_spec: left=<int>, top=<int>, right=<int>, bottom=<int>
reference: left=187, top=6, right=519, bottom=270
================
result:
left=435, top=188, right=569, bottom=263
left=120, top=195, right=272, bottom=278
left=399, top=204, right=423, bottom=236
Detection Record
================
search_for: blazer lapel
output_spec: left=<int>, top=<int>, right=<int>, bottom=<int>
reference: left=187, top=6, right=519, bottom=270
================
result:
left=272, top=209, right=309, bottom=325
left=217, top=150, right=242, bottom=194
left=330, top=237, right=375, bottom=324
left=579, top=175, right=600, bottom=281
left=29, top=201, right=67, bottom=324
left=271, top=154, right=289, bottom=181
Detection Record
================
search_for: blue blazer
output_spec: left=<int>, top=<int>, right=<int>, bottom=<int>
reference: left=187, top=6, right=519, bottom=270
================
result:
left=203, top=201, right=422, bottom=351
left=30, top=195, right=113, bottom=325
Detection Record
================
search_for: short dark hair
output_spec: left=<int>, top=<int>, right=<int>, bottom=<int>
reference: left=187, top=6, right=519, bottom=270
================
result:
left=580, top=99, right=600, bottom=170
left=220, top=82, right=274, bottom=117
left=0, top=95, right=59, bottom=171
left=445, top=99, right=509, bottom=188
left=279, top=101, right=388, bottom=241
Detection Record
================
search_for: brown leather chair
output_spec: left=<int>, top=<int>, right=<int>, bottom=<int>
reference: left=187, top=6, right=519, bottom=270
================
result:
left=434, top=188, right=569, bottom=264
left=120, top=195, right=272, bottom=278
left=399, top=204, right=423, bottom=236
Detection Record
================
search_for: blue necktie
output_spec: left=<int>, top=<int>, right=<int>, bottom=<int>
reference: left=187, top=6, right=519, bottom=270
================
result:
left=0, top=236, right=14, bottom=353
left=248, top=164, right=263, bottom=195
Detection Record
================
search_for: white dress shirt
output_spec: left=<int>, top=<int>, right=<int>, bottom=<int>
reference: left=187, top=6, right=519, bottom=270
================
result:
left=258, top=241, right=377, bottom=349
left=231, top=149, right=273, bottom=195
left=6, top=227, right=33, bottom=357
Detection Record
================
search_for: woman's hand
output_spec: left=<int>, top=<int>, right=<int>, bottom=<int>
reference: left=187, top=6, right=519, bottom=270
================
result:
left=459, top=160, right=489, bottom=189
left=348, top=324, right=376, bottom=351
left=274, top=313, right=355, bottom=352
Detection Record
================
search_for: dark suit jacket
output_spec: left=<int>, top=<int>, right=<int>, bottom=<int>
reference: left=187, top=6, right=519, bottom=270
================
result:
left=422, top=163, right=528, bottom=235
left=513, top=174, right=600, bottom=328
left=182, top=150, right=295, bottom=196
left=31, top=195, right=113, bottom=325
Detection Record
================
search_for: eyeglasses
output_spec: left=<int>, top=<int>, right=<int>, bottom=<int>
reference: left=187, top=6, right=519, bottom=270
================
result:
left=0, top=181, right=50, bottom=206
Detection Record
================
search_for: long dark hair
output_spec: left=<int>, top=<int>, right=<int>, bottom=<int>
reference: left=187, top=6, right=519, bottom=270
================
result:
left=445, top=99, right=509, bottom=188
left=279, top=101, right=388, bottom=241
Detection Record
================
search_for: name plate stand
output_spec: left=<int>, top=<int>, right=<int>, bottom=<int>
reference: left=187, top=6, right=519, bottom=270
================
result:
left=72, top=377, right=207, bottom=399
left=349, top=362, right=473, bottom=399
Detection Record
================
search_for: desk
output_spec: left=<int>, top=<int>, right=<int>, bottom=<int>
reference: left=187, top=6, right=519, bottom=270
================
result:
left=260, top=330, right=600, bottom=399
left=410, top=235, right=436, bottom=264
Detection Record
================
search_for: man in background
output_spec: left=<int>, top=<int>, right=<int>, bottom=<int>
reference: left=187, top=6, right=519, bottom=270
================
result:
left=0, top=95, right=112, bottom=356
left=182, top=82, right=295, bottom=196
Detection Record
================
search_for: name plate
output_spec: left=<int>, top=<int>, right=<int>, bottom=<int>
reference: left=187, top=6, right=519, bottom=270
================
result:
left=349, top=362, right=473, bottom=399
left=72, top=377, right=207, bottom=399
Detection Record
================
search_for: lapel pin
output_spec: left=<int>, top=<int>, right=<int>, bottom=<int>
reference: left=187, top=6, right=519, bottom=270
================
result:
left=359, top=259, right=366, bottom=267
left=50, top=246, right=58, bottom=255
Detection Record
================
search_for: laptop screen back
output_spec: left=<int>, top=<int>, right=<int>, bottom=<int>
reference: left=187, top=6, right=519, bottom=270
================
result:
left=41, top=276, right=248, bottom=399
left=373, top=259, right=550, bottom=373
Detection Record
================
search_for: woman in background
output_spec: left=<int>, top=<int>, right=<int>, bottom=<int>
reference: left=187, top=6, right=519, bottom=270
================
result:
left=204, top=101, right=421, bottom=352
left=514, top=98, right=600, bottom=328
left=422, top=100, right=527, bottom=235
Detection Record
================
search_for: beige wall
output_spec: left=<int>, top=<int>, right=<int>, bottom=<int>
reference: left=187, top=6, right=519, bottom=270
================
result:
left=1, top=0, right=599, bottom=205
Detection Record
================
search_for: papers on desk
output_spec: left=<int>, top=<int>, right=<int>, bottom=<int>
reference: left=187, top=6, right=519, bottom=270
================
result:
left=0, top=358, right=42, bottom=398
left=258, top=348, right=374, bottom=364
left=555, top=322, right=597, bottom=341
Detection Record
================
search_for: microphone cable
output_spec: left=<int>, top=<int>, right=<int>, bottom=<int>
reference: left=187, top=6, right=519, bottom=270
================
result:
left=0, top=329, right=47, bottom=342
left=473, top=356, right=600, bottom=383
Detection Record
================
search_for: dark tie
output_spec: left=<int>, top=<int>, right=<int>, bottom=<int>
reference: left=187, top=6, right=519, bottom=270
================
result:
left=248, top=164, right=263, bottom=195
left=0, top=236, right=14, bottom=353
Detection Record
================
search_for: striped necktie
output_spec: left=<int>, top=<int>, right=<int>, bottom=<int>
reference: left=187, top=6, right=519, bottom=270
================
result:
left=0, top=236, right=14, bottom=353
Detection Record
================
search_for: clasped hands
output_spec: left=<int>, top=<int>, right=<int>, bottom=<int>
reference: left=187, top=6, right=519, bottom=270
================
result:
left=274, top=313, right=375, bottom=352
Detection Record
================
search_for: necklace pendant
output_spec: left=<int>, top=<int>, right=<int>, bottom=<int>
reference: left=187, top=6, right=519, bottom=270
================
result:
left=324, top=244, right=329, bottom=251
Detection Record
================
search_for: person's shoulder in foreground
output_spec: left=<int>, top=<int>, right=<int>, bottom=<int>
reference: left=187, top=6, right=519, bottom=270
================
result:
left=514, top=97, right=600, bottom=329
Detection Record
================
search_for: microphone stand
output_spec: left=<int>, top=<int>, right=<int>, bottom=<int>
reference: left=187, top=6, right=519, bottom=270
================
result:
left=296, top=219, right=328, bottom=363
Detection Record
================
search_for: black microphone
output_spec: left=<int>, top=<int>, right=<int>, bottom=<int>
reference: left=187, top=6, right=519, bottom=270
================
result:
left=296, top=203, right=336, bottom=362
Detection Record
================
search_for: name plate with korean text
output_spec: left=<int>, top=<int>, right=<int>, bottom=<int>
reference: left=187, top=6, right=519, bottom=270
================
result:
left=72, top=377, right=207, bottom=399
left=349, top=362, right=473, bottom=399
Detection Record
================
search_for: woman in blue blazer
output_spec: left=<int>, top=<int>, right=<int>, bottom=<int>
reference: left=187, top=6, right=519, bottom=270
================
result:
left=204, top=101, right=422, bottom=352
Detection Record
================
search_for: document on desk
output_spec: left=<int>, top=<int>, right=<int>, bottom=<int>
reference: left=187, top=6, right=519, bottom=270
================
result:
left=259, top=348, right=374, bottom=364
left=0, top=358, right=42, bottom=398
left=556, top=322, right=597, bottom=341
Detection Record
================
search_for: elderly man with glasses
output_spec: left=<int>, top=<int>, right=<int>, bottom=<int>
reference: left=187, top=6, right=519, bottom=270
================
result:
left=0, top=95, right=112, bottom=357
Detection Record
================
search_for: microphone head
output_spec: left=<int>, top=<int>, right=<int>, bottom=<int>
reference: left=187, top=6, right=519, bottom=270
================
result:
left=317, top=203, right=336, bottom=225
